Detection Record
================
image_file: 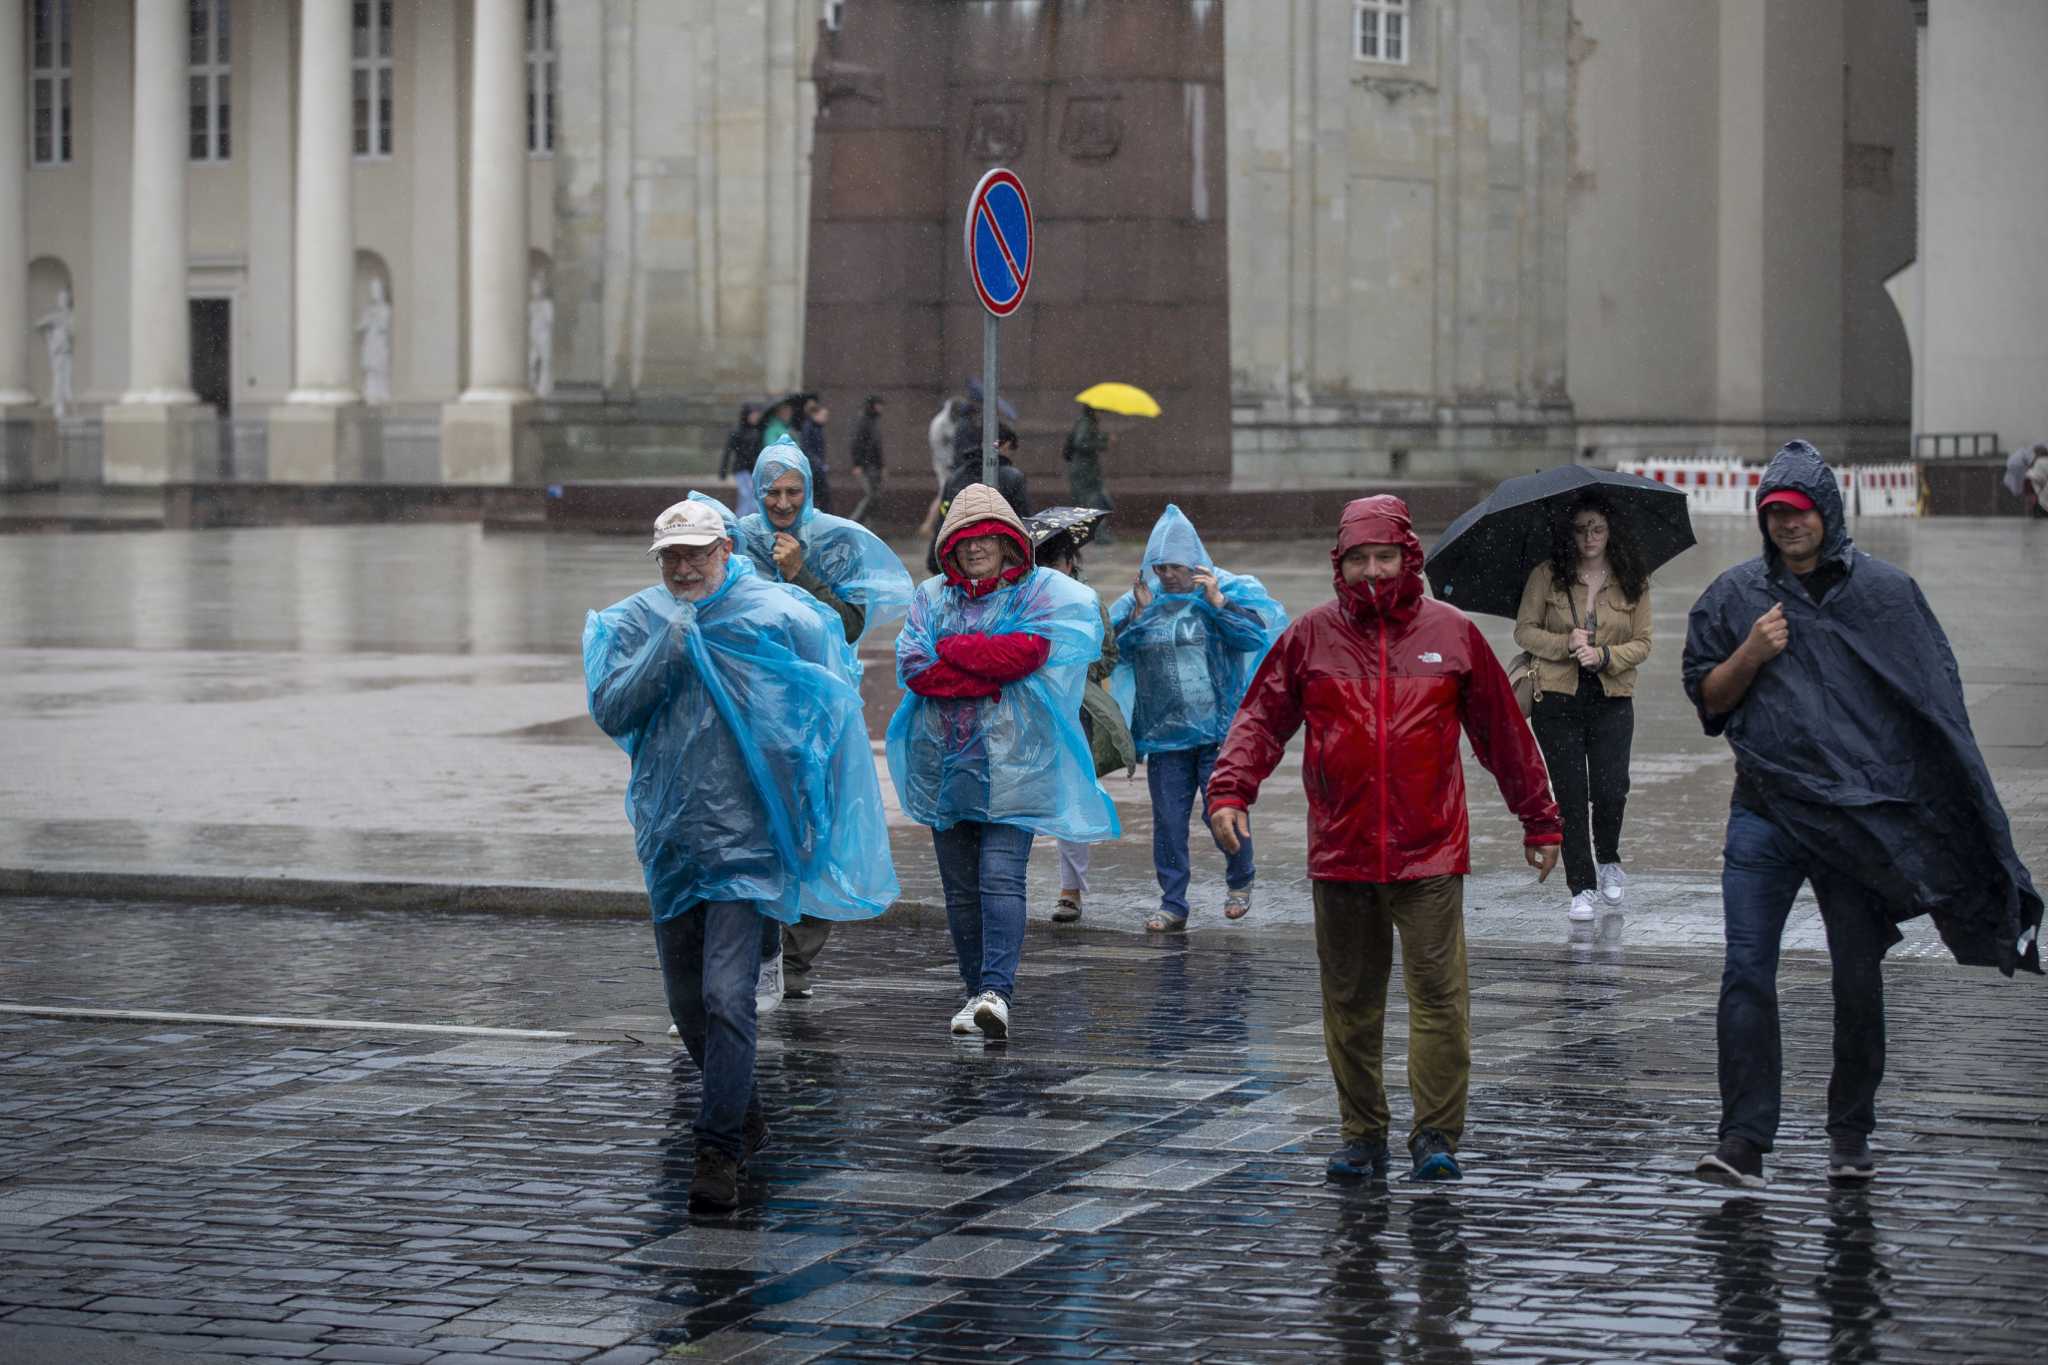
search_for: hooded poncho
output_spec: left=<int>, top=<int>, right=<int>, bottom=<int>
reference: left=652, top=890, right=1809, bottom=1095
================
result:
left=1682, top=440, right=2042, bottom=975
left=887, top=485, right=1121, bottom=842
left=735, top=438, right=914, bottom=645
left=583, top=553, right=898, bottom=926
left=1107, top=504, right=1287, bottom=756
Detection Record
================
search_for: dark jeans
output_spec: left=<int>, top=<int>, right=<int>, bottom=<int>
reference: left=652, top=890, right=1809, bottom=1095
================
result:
left=931, top=821, right=1033, bottom=1001
left=653, top=900, right=765, bottom=1159
left=1147, top=743, right=1254, bottom=919
left=1530, top=674, right=1634, bottom=894
left=1716, top=804, right=1888, bottom=1150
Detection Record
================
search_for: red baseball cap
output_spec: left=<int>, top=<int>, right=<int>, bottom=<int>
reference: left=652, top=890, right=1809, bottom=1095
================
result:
left=1757, top=488, right=1815, bottom=512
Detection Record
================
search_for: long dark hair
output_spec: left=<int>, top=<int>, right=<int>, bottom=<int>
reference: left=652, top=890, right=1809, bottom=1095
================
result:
left=1550, top=492, right=1648, bottom=603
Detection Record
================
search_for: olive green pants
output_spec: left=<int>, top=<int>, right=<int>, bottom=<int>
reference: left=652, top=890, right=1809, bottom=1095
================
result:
left=1312, top=876, right=1470, bottom=1149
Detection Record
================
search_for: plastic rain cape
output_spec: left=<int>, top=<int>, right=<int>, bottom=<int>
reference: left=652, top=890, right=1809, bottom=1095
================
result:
left=734, top=438, right=914, bottom=644
left=886, top=566, right=1121, bottom=843
left=1108, top=503, right=1288, bottom=756
left=582, top=553, right=898, bottom=925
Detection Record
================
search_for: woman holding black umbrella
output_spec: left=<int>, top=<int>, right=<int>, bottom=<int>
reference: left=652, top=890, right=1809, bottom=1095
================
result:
left=1512, top=492, right=1654, bottom=922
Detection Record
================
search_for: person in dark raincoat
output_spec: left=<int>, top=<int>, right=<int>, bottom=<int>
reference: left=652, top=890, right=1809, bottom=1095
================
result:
left=798, top=396, right=834, bottom=516
left=583, top=497, right=895, bottom=1213
left=1683, top=439, right=2042, bottom=1191
left=848, top=395, right=886, bottom=524
left=719, top=403, right=764, bottom=518
left=1062, top=404, right=1115, bottom=541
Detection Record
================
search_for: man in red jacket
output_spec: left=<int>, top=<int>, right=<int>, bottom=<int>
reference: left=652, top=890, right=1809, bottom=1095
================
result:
left=1209, top=495, right=1562, bottom=1183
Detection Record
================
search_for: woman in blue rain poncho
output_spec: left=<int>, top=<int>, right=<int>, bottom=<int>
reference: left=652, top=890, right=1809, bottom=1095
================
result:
left=735, top=437, right=914, bottom=647
left=887, top=483, right=1120, bottom=1043
left=1109, top=504, right=1287, bottom=931
left=582, top=495, right=897, bottom=1208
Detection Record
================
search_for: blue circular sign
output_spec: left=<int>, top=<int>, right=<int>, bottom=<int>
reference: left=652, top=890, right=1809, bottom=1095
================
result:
left=965, top=168, right=1033, bottom=317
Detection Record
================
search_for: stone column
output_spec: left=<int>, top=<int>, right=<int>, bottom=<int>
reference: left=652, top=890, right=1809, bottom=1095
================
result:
left=103, top=0, right=215, bottom=484
left=270, top=0, right=369, bottom=482
left=441, top=0, right=537, bottom=483
left=0, top=0, right=56, bottom=487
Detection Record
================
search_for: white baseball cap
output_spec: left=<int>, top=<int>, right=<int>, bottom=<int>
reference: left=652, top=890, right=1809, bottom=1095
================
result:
left=647, top=499, right=728, bottom=555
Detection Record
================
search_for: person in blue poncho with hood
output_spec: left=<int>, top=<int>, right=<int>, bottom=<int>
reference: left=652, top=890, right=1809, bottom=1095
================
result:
left=583, top=496, right=897, bottom=1215
left=888, top=483, right=1120, bottom=1043
left=1110, top=505, right=1287, bottom=931
left=733, top=437, right=914, bottom=1002
left=1683, top=439, right=2041, bottom=1192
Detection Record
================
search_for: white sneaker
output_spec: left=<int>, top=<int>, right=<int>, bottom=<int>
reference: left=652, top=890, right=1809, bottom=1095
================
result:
left=972, top=990, right=1009, bottom=1041
left=1598, top=862, right=1627, bottom=905
left=668, top=1023, right=679, bottom=1039
left=1568, top=891, right=1597, bottom=922
left=756, top=954, right=783, bottom=1017
left=949, top=999, right=978, bottom=1035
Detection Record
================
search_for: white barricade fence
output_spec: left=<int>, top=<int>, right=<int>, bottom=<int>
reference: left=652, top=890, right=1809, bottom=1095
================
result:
left=1854, top=463, right=1921, bottom=517
left=1613, top=457, right=1883, bottom=515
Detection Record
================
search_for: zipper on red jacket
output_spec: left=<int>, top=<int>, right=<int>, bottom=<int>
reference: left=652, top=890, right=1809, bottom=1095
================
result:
left=1372, top=583, right=1389, bottom=882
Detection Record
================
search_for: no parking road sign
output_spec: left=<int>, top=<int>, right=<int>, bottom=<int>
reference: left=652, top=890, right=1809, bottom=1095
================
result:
left=965, top=168, right=1034, bottom=317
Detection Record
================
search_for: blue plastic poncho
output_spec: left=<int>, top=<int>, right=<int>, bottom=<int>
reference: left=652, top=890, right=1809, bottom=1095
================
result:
left=582, top=553, right=898, bottom=925
left=734, top=439, right=914, bottom=644
left=886, top=567, right=1121, bottom=843
left=1108, top=504, right=1288, bottom=757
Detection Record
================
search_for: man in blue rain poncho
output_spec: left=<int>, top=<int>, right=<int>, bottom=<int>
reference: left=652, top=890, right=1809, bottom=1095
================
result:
left=1683, top=440, right=2041, bottom=1191
left=888, top=483, right=1120, bottom=1043
left=1110, top=505, right=1287, bottom=931
left=583, top=497, right=896, bottom=1214
left=733, top=437, right=915, bottom=1001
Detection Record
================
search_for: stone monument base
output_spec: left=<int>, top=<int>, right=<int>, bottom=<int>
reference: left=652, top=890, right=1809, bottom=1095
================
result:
left=440, top=398, right=541, bottom=484
left=0, top=405, right=60, bottom=487
left=268, top=403, right=377, bottom=483
left=102, top=402, right=219, bottom=486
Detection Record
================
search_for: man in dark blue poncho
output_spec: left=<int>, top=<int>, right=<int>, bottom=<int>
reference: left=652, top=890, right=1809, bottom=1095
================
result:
left=1684, top=440, right=2041, bottom=1191
left=584, top=498, right=896, bottom=1214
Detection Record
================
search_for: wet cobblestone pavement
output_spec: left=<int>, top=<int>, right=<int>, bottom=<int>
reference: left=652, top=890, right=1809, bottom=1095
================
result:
left=4, top=897, right=2046, bottom=1362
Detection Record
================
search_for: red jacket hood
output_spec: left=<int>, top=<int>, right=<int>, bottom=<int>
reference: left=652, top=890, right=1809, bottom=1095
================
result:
left=1331, top=495, right=1425, bottom=626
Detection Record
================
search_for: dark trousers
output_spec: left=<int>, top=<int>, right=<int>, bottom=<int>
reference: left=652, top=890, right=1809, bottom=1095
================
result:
left=1716, top=804, right=1888, bottom=1150
left=1312, top=877, right=1470, bottom=1148
left=653, top=900, right=765, bottom=1159
left=850, top=467, right=883, bottom=524
left=1530, top=674, right=1634, bottom=894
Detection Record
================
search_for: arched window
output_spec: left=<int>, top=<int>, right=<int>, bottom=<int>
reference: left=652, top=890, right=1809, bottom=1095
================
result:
left=526, top=0, right=556, bottom=155
left=352, top=1, right=393, bottom=158
left=30, top=0, right=73, bottom=167
left=189, top=0, right=231, bottom=163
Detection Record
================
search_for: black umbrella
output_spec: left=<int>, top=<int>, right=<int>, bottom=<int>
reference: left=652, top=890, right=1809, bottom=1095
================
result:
left=1024, top=505, right=1111, bottom=556
left=1424, top=465, right=1695, bottom=619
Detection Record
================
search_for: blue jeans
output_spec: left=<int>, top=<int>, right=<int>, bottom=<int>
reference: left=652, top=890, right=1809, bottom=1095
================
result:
left=1717, top=804, right=1888, bottom=1151
left=1147, top=744, right=1254, bottom=919
left=653, top=900, right=765, bottom=1159
left=931, top=821, right=1034, bottom=1001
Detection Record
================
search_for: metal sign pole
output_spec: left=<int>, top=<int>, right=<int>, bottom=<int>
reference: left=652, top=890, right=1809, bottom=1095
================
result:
left=981, top=312, right=999, bottom=489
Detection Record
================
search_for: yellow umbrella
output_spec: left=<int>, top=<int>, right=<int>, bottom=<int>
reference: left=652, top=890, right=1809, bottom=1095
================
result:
left=1074, top=382, right=1162, bottom=418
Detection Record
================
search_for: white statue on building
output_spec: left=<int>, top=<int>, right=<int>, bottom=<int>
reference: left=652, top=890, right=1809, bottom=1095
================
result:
left=33, top=288, right=74, bottom=418
left=356, top=277, right=393, bottom=404
left=527, top=271, right=554, bottom=398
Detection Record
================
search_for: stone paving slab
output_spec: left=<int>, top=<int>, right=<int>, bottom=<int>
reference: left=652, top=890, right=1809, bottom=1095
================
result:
left=3, top=895, right=2048, bottom=1362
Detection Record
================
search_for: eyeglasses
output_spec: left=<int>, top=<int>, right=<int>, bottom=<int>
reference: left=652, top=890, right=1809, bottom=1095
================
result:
left=657, top=543, right=722, bottom=567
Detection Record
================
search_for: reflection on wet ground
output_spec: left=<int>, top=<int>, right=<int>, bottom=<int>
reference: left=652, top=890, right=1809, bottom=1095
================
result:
left=1, top=897, right=2042, bottom=1361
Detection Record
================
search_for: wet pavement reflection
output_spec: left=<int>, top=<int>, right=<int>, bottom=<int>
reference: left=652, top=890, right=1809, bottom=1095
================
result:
left=2, top=896, right=2043, bottom=1361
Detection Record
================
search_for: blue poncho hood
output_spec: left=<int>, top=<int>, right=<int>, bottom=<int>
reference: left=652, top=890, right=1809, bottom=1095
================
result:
left=887, top=565, right=1120, bottom=843
left=583, top=553, right=898, bottom=925
left=1107, top=505, right=1288, bottom=755
left=1682, top=441, right=2041, bottom=974
left=734, top=438, right=914, bottom=643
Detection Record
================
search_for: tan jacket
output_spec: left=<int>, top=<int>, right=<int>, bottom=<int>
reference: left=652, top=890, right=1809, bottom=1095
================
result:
left=1512, top=561, right=1652, bottom=700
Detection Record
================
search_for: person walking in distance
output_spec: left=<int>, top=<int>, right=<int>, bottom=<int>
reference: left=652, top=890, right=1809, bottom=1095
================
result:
left=583, top=498, right=896, bottom=1213
left=1513, top=491, right=1654, bottom=922
left=888, top=485, right=1120, bottom=1042
left=849, top=395, right=887, bottom=524
left=1684, top=440, right=2041, bottom=1190
left=1207, top=496, right=1562, bottom=1184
